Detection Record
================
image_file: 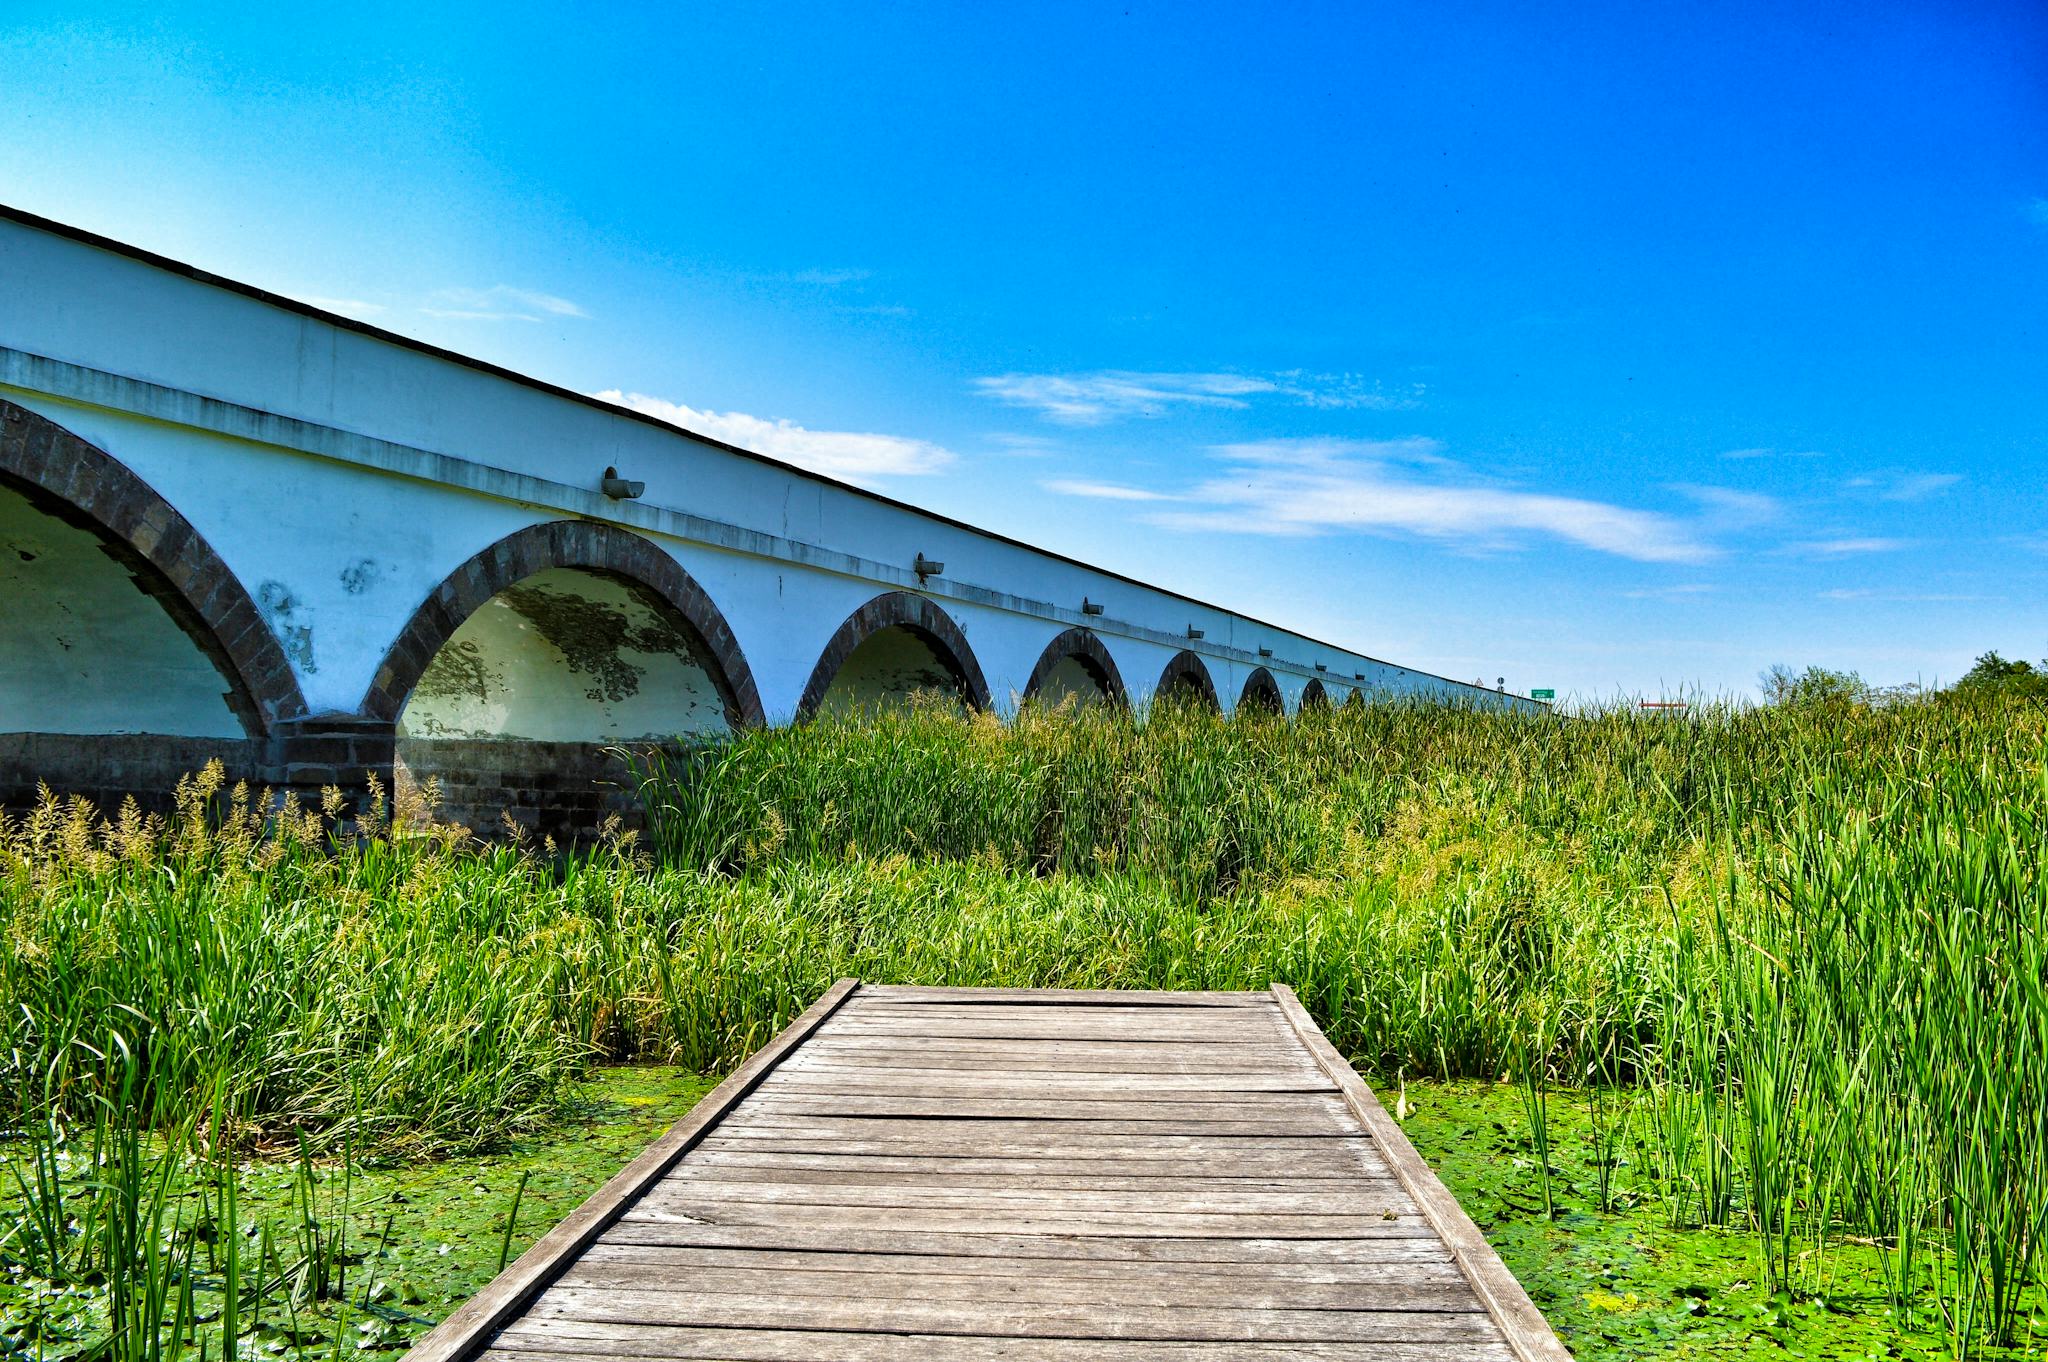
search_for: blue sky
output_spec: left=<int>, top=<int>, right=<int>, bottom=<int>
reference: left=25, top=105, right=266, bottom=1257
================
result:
left=5, top=0, right=2044, bottom=699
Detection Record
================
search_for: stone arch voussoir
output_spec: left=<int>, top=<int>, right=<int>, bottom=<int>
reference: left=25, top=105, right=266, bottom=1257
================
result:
left=798, top=591, right=992, bottom=720
left=362, top=520, right=764, bottom=728
left=0, top=397, right=307, bottom=734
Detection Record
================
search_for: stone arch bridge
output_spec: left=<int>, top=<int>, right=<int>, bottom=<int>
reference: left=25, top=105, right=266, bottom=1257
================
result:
left=1, top=206, right=1540, bottom=838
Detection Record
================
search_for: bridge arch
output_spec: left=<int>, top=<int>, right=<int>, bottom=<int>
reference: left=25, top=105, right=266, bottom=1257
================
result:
left=1022, top=627, right=1126, bottom=708
left=799, top=591, right=991, bottom=719
left=1239, top=667, right=1284, bottom=715
left=364, top=520, right=762, bottom=731
left=1, top=399, right=307, bottom=774
left=1153, top=650, right=1219, bottom=711
left=364, top=521, right=762, bottom=836
left=1300, top=678, right=1330, bottom=711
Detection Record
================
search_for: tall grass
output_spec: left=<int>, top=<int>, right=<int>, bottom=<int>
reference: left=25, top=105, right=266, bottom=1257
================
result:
left=4, top=692, right=2045, bottom=1355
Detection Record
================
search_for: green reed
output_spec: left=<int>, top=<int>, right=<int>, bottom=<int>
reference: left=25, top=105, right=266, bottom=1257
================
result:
left=3, top=690, right=2044, bottom=1355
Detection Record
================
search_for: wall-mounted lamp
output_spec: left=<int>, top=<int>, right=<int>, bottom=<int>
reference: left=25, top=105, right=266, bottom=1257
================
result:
left=1186, top=625, right=1205, bottom=640
left=600, top=466, right=645, bottom=500
left=1315, top=663, right=1328, bottom=673
left=1081, top=597, right=1104, bottom=616
left=1354, top=672, right=1366, bottom=681
left=1257, top=646, right=1273, bottom=658
left=914, top=553, right=945, bottom=579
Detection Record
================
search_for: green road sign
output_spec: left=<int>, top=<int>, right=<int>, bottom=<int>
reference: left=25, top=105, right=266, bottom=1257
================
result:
left=1530, top=688, right=1556, bottom=700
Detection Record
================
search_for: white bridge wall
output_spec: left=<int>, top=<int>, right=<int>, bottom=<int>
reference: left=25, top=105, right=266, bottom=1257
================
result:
left=1, top=209, right=1539, bottom=733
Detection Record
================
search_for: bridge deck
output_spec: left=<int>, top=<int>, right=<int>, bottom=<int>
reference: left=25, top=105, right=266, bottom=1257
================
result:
left=408, top=982, right=1570, bottom=1362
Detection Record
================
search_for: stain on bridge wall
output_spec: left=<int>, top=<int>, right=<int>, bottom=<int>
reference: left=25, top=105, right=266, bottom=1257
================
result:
left=0, top=482, right=246, bottom=737
left=257, top=581, right=317, bottom=674
left=392, top=567, right=730, bottom=842
left=398, top=567, right=730, bottom=742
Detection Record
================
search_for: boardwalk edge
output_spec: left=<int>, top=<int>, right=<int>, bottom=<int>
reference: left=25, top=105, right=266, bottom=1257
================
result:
left=1269, top=983, right=1576, bottom=1362
left=399, top=977, right=863, bottom=1362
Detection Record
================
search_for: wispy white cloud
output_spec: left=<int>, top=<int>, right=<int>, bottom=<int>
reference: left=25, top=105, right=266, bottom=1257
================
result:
left=1721, top=446, right=1824, bottom=461
left=1042, top=479, right=1178, bottom=502
left=422, top=285, right=588, bottom=323
left=1844, top=471, right=1963, bottom=502
left=975, top=371, right=1271, bottom=424
left=1623, top=583, right=1717, bottom=600
left=1819, top=588, right=1998, bottom=602
left=973, top=370, right=1421, bottom=425
left=986, top=433, right=1063, bottom=458
left=1672, top=484, right=1781, bottom=530
left=1139, top=438, right=1716, bottom=563
left=591, top=390, right=953, bottom=485
left=1790, top=537, right=1916, bottom=557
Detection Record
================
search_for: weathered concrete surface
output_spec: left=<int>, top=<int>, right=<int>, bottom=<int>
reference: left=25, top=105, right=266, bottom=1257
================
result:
left=0, top=732, right=266, bottom=814
left=395, top=738, right=642, bottom=844
left=0, top=205, right=1546, bottom=836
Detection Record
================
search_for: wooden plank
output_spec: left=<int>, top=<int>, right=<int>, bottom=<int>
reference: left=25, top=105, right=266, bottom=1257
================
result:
left=823, top=1018, right=1292, bottom=1040
left=1270, top=985, right=1573, bottom=1362
left=735, top=1093, right=1353, bottom=1120
left=677, top=1148, right=1390, bottom=1178
left=716, top=1113, right=1356, bottom=1136
left=856, top=985, right=1268, bottom=1006
left=597, top=1220, right=1448, bottom=1259
left=661, top=1164, right=1388, bottom=1192
left=399, top=979, right=862, bottom=1362
left=551, top=1260, right=1475, bottom=1309
left=576, top=1242, right=1458, bottom=1278
left=527, top=1287, right=1504, bottom=1342
left=828, top=1009, right=1286, bottom=1028
left=805, top=1037, right=1315, bottom=1056
left=791, top=1046, right=1324, bottom=1073
left=837, top=1003, right=1290, bottom=1021
left=764, top=1070, right=1336, bottom=1094
left=637, top=1181, right=1418, bottom=1216
left=620, top=1200, right=1431, bottom=1237
left=490, top=1323, right=1518, bottom=1362
left=696, top=1127, right=1378, bottom=1153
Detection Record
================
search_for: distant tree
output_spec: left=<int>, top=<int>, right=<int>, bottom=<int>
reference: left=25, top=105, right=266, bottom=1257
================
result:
left=1758, top=663, right=1869, bottom=707
left=1952, top=650, right=2048, bottom=699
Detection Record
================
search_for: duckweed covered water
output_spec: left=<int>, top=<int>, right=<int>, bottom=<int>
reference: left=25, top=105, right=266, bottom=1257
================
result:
left=0, top=1068, right=713, bottom=1362
left=1402, top=1080, right=2048, bottom=1360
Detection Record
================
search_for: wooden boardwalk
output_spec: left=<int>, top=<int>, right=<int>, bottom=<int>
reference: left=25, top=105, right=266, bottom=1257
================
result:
left=409, top=982, right=1570, bottom=1362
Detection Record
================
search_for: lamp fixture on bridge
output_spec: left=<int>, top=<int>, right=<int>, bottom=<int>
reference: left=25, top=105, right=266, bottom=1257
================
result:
left=1355, top=672, right=1366, bottom=681
left=1315, top=663, right=1328, bottom=672
left=1186, top=625, right=1205, bottom=640
left=1081, top=597, right=1104, bottom=616
left=1257, top=646, right=1273, bottom=658
left=600, top=466, right=645, bottom=500
left=913, top=553, right=944, bottom=580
